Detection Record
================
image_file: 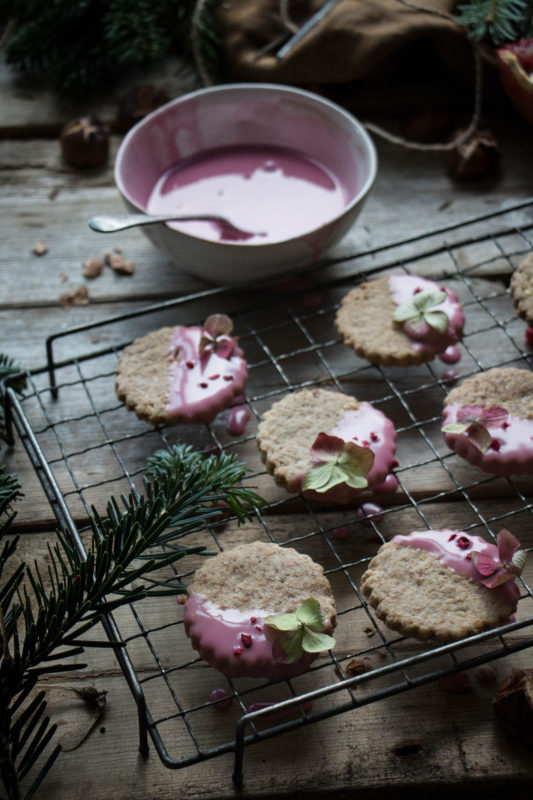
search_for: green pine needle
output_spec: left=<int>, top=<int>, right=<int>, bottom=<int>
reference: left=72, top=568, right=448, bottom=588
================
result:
left=455, top=0, right=533, bottom=45
left=0, top=439, right=265, bottom=797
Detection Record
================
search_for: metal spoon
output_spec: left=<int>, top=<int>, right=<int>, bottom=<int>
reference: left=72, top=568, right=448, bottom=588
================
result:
left=88, top=212, right=263, bottom=241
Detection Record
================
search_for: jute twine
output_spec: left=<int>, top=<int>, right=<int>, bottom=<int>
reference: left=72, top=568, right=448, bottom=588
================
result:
left=190, top=0, right=484, bottom=152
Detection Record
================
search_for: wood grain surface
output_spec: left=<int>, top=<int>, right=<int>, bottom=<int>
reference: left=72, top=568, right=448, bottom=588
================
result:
left=2, top=58, right=533, bottom=800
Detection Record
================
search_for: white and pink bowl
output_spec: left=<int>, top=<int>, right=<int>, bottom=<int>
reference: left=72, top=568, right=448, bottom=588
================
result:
left=115, top=83, right=377, bottom=285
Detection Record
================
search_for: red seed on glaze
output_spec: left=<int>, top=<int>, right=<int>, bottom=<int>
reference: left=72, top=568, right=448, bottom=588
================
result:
left=199, top=382, right=208, bottom=388
left=391, top=459, right=399, bottom=468
left=250, top=616, right=257, bottom=624
left=223, top=375, right=234, bottom=381
left=255, top=625, right=263, bottom=632
left=209, top=374, right=220, bottom=380
left=233, top=646, right=244, bottom=656
left=185, top=360, right=195, bottom=369
left=490, top=439, right=501, bottom=451
left=240, top=633, right=253, bottom=648
left=448, top=533, right=457, bottom=541
left=362, top=439, right=370, bottom=446
left=456, top=536, right=471, bottom=550
left=370, top=432, right=379, bottom=442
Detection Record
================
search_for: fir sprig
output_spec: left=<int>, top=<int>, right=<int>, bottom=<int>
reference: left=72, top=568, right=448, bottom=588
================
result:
left=455, top=0, right=533, bottom=46
left=0, top=354, right=25, bottom=444
left=0, top=0, right=221, bottom=98
left=0, top=443, right=263, bottom=799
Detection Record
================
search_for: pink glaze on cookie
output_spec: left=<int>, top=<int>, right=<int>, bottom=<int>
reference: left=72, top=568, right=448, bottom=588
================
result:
left=166, top=326, right=247, bottom=424
left=299, top=402, right=397, bottom=503
left=183, top=590, right=331, bottom=680
left=442, top=403, right=533, bottom=475
left=388, top=275, right=464, bottom=356
left=393, top=529, right=520, bottom=605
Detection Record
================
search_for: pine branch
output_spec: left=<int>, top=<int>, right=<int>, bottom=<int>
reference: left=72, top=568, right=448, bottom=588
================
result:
left=0, top=355, right=25, bottom=445
left=455, top=0, right=533, bottom=45
left=0, top=0, right=221, bottom=97
left=0, top=442, right=264, bottom=797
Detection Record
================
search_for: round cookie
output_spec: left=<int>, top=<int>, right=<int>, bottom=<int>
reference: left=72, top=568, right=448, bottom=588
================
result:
left=442, top=367, right=533, bottom=475
left=183, top=541, right=337, bottom=679
left=115, top=315, right=247, bottom=425
left=335, top=274, right=464, bottom=366
left=256, top=388, right=398, bottom=503
left=361, top=529, right=523, bottom=643
left=510, top=253, right=533, bottom=324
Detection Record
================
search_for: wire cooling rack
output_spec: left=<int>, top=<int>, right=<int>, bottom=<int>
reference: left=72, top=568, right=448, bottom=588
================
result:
left=5, top=199, right=533, bottom=783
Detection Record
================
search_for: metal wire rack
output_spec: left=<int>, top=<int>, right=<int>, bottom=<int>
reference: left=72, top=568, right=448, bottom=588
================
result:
left=5, top=199, right=533, bottom=784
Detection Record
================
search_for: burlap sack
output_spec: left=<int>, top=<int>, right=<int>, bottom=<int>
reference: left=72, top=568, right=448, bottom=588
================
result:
left=216, top=0, right=467, bottom=86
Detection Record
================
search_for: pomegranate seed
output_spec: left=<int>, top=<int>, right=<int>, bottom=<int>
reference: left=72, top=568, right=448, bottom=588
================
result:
left=250, top=617, right=257, bottom=624
left=209, top=374, right=220, bottom=380
left=199, top=382, right=208, bottom=388
left=414, top=287, right=422, bottom=294
left=362, top=439, right=370, bottom=446
left=233, top=647, right=244, bottom=656
left=240, top=633, right=253, bottom=648
left=255, top=625, right=263, bottom=632
left=391, top=459, right=399, bottom=468
left=370, top=432, right=379, bottom=442
left=448, top=533, right=456, bottom=541
left=185, top=360, right=195, bottom=369
left=490, top=439, right=501, bottom=451
left=502, top=421, right=510, bottom=429
left=223, top=374, right=234, bottom=381
left=456, top=536, right=471, bottom=550
left=525, top=327, right=533, bottom=347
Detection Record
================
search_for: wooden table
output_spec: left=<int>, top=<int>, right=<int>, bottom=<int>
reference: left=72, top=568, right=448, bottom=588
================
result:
left=2, top=60, right=533, bottom=800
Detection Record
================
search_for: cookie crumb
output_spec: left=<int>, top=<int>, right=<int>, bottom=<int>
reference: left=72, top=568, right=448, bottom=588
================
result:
left=345, top=657, right=371, bottom=677
left=60, top=286, right=90, bottom=308
left=364, top=626, right=376, bottom=637
left=32, top=241, right=48, bottom=256
left=105, top=252, right=135, bottom=274
left=83, top=258, right=104, bottom=279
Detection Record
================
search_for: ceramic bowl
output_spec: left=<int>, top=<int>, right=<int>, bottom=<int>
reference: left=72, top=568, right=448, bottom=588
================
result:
left=114, top=83, right=377, bottom=285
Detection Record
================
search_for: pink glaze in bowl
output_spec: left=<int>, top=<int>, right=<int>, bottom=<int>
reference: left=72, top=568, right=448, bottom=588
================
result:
left=114, top=83, right=377, bottom=285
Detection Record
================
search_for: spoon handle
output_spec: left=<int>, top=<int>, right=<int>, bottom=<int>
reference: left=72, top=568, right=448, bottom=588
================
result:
left=88, top=213, right=248, bottom=233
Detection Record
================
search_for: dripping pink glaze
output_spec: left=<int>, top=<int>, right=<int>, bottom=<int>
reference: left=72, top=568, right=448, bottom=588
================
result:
left=439, top=345, right=462, bottom=364
left=298, top=402, right=397, bottom=503
left=393, top=529, right=520, bottom=605
left=442, top=403, right=533, bottom=475
left=388, top=275, right=465, bottom=355
left=166, top=326, right=247, bottom=424
left=226, top=405, right=251, bottom=435
left=183, top=590, right=331, bottom=679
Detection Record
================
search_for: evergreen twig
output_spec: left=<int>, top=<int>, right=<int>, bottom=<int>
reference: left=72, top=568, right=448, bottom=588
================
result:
left=455, top=0, right=533, bottom=46
left=0, top=441, right=263, bottom=799
left=0, top=0, right=221, bottom=97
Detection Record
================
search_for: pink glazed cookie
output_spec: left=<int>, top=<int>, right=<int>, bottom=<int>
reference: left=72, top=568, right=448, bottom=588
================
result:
left=442, top=367, right=533, bottom=475
left=361, top=528, right=525, bottom=642
left=336, top=274, right=465, bottom=366
left=115, top=314, right=247, bottom=425
left=183, top=542, right=337, bottom=680
left=256, top=388, right=398, bottom=503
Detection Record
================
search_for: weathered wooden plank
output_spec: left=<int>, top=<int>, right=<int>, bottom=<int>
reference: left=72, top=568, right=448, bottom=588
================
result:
left=1, top=121, right=532, bottom=307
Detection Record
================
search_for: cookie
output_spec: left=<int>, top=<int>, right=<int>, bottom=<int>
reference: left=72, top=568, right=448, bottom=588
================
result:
left=335, top=274, right=465, bottom=366
left=183, top=541, right=337, bottom=679
left=510, top=253, right=533, bottom=325
left=256, top=388, right=398, bottom=503
left=115, top=314, right=247, bottom=425
left=442, top=367, right=533, bottom=475
left=361, top=529, right=524, bottom=642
